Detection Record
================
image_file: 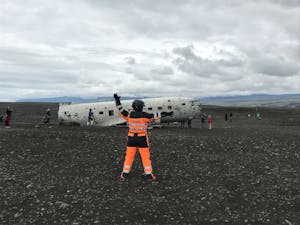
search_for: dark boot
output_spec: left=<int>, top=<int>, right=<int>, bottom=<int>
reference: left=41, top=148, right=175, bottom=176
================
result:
left=142, top=173, right=156, bottom=181
left=120, top=172, right=130, bottom=180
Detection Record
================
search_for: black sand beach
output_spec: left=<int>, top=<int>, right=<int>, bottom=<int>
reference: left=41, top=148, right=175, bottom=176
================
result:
left=0, top=103, right=299, bottom=225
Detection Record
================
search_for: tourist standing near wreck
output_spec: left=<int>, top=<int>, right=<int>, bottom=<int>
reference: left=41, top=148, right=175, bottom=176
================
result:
left=208, top=114, right=213, bottom=130
left=5, top=106, right=12, bottom=128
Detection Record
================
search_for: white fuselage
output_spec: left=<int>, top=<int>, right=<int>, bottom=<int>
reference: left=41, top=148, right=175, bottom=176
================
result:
left=58, top=97, right=201, bottom=126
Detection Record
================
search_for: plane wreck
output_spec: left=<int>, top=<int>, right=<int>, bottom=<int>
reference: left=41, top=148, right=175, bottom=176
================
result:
left=58, top=97, right=201, bottom=127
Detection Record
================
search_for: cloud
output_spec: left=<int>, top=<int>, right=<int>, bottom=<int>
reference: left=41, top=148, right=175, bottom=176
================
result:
left=150, top=66, right=174, bottom=76
left=251, top=55, right=299, bottom=77
left=0, top=0, right=299, bottom=101
left=125, top=62, right=173, bottom=81
left=172, top=45, right=245, bottom=80
left=124, top=57, right=136, bottom=65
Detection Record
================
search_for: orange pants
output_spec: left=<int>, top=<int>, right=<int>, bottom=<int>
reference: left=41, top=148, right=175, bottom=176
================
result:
left=123, top=147, right=153, bottom=174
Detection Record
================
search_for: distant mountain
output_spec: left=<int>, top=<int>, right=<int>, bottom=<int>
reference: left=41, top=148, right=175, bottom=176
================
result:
left=16, top=94, right=300, bottom=108
left=199, top=94, right=300, bottom=108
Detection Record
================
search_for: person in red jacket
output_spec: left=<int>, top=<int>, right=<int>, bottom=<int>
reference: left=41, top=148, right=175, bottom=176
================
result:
left=207, top=114, right=212, bottom=130
left=114, top=93, right=160, bottom=181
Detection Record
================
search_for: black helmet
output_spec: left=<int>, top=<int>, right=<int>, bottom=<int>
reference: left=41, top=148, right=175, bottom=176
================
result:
left=132, top=100, right=144, bottom=112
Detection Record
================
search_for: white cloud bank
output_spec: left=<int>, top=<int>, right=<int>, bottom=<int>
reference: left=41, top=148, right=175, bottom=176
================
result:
left=0, top=0, right=299, bottom=101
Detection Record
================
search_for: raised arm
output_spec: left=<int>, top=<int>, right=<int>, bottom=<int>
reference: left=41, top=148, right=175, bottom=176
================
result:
left=113, top=93, right=121, bottom=106
left=113, top=93, right=129, bottom=119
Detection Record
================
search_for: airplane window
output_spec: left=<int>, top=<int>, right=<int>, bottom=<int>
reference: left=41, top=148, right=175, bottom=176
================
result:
left=99, top=111, right=103, bottom=115
left=182, top=103, right=186, bottom=106
left=109, top=110, right=114, bottom=116
left=148, top=107, right=152, bottom=111
left=168, top=106, right=172, bottom=110
left=158, top=106, right=163, bottom=110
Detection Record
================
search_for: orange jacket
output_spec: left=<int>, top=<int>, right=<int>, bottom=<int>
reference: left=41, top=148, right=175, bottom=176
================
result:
left=117, top=105, right=159, bottom=135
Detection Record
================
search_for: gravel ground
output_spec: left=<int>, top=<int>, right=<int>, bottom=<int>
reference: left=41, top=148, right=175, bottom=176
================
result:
left=0, top=103, right=299, bottom=225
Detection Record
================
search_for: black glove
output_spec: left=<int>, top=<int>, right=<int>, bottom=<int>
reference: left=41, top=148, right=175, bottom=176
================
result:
left=113, top=93, right=121, bottom=105
left=161, top=111, right=174, bottom=117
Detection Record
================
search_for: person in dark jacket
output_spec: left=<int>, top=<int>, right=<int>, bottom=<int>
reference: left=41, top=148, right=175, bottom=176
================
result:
left=5, top=106, right=12, bottom=128
left=43, top=108, right=51, bottom=124
left=87, top=108, right=95, bottom=126
left=201, top=114, right=205, bottom=128
left=229, top=112, right=233, bottom=122
left=225, top=113, right=228, bottom=122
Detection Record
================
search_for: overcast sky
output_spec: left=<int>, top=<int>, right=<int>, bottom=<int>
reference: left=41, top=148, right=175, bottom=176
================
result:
left=0, top=0, right=299, bottom=101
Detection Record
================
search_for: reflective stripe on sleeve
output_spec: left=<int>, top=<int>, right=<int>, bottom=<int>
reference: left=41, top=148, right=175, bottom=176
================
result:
left=128, top=123, right=146, bottom=127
